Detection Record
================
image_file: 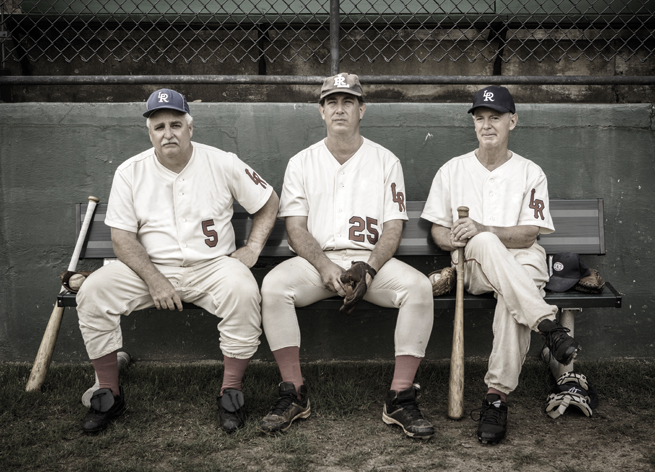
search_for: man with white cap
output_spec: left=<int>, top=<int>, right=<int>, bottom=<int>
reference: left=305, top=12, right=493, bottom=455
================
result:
left=259, top=73, right=435, bottom=439
left=421, top=85, right=581, bottom=444
left=76, top=88, right=279, bottom=433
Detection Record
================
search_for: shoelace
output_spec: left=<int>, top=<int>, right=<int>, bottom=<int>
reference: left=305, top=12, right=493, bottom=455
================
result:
left=90, top=390, right=112, bottom=413
left=270, top=393, right=298, bottom=416
left=395, top=400, right=425, bottom=420
left=470, top=403, right=503, bottom=425
left=223, top=393, right=246, bottom=421
left=542, top=325, right=572, bottom=360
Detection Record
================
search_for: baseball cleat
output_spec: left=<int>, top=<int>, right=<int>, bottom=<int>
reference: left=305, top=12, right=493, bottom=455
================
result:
left=472, top=394, right=508, bottom=445
left=382, top=384, right=434, bottom=439
left=538, top=319, right=581, bottom=366
left=260, top=382, right=310, bottom=433
left=82, top=351, right=131, bottom=408
left=82, top=387, right=126, bottom=433
left=218, top=388, right=247, bottom=433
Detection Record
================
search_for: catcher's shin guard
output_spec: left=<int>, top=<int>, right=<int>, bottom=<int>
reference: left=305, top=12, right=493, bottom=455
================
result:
left=545, top=372, right=598, bottom=419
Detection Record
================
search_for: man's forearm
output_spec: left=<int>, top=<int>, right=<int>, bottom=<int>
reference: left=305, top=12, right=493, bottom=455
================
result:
left=245, top=191, right=280, bottom=253
left=286, top=224, right=333, bottom=272
left=111, top=228, right=163, bottom=285
left=367, top=219, right=403, bottom=272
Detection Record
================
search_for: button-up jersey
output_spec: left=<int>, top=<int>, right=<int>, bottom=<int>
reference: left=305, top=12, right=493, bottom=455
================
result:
left=106, top=142, right=273, bottom=266
left=279, top=137, right=408, bottom=251
left=421, top=151, right=555, bottom=233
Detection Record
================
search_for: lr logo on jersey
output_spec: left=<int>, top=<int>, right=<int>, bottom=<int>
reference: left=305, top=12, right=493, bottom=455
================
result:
left=246, top=169, right=268, bottom=189
left=483, top=90, right=494, bottom=102
left=158, top=91, right=170, bottom=103
left=529, top=188, right=545, bottom=220
left=334, top=76, right=350, bottom=88
left=391, top=183, right=405, bottom=212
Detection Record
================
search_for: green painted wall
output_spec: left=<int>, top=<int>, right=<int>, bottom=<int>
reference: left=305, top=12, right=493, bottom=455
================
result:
left=1, top=102, right=652, bottom=364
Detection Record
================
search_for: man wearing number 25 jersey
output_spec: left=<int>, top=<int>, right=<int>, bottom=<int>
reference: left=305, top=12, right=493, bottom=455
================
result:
left=259, top=73, right=435, bottom=439
left=76, top=88, right=279, bottom=433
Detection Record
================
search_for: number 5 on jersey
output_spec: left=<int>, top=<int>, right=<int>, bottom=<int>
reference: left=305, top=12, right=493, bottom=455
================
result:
left=202, top=219, right=218, bottom=247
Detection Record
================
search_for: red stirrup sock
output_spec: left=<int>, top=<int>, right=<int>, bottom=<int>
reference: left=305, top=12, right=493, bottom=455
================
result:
left=272, top=346, right=304, bottom=396
left=220, top=356, right=251, bottom=394
left=91, top=351, right=119, bottom=396
left=390, top=355, right=423, bottom=392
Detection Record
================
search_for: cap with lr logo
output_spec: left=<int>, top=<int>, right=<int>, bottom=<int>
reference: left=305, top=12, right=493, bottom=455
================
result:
left=158, top=91, right=170, bottom=102
left=483, top=90, right=494, bottom=101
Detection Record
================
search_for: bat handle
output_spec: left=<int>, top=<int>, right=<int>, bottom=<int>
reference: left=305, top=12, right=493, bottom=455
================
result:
left=457, top=206, right=469, bottom=220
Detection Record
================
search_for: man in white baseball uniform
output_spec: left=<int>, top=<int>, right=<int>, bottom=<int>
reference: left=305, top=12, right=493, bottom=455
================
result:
left=421, top=86, right=581, bottom=444
left=76, top=88, right=279, bottom=433
left=259, top=73, right=435, bottom=439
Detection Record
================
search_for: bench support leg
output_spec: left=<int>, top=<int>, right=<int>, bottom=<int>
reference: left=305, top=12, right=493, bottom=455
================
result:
left=540, top=308, right=581, bottom=378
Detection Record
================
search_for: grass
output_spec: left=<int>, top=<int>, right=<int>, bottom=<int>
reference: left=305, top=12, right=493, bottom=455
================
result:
left=1, top=358, right=654, bottom=471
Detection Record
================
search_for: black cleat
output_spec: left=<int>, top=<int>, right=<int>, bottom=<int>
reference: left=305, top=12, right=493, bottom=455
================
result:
left=382, top=384, right=434, bottom=439
left=82, top=387, right=126, bottom=433
left=218, top=388, right=247, bottom=433
left=538, top=318, right=581, bottom=366
left=260, top=382, right=311, bottom=433
left=472, top=394, right=508, bottom=445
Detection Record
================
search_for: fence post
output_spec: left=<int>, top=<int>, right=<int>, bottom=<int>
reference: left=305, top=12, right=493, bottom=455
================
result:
left=330, top=0, right=340, bottom=75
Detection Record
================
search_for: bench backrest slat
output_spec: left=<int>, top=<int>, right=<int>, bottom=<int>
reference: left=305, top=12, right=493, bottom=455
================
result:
left=76, top=198, right=605, bottom=259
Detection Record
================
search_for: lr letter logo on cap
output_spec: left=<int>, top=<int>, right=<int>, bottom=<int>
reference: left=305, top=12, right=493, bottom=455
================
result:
left=158, top=91, right=170, bottom=103
left=334, top=76, right=350, bottom=88
left=483, top=90, right=494, bottom=101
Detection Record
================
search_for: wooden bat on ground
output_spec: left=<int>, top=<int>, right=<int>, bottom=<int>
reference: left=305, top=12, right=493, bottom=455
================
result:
left=26, top=196, right=100, bottom=392
left=448, top=206, right=469, bottom=420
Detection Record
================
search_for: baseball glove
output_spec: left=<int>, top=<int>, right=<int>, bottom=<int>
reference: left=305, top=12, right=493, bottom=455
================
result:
left=60, top=270, right=93, bottom=293
left=428, top=267, right=456, bottom=297
left=574, top=268, right=605, bottom=294
left=339, top=261, right=377, bottom=316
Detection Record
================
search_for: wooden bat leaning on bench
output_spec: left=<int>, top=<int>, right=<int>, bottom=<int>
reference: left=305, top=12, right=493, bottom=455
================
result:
left=25, top=196, right=100, bottom=392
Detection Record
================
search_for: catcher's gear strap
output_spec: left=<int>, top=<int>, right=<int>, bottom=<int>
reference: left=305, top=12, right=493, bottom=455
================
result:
left=545, top=372, right=598, bottom=419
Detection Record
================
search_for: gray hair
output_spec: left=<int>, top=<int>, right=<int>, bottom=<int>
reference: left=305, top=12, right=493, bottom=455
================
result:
left=146, top=112, right=193, bottom=129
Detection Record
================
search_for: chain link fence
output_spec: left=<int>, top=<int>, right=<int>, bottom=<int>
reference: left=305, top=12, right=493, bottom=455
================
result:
left=1, top=0, right=655, bottom=80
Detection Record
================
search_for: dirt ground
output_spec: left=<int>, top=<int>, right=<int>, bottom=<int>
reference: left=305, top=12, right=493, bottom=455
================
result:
left=175, top=395, right=655, bottom=472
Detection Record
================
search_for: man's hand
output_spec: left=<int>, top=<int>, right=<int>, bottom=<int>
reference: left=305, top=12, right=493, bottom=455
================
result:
left=230, top=245, right=259, bottom=268
left=318, top=262, right=347, bottom=297
left=451, top=216, right=485, bottom=244
left=148, top=272, right=183, bottom=311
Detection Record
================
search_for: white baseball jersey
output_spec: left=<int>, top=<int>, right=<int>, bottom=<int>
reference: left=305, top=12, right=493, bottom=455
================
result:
left=421, top=150, right=555, bottom=233
left=106, top=141, right=273, bottom=266
left=279, top=137, right=408, bottom=251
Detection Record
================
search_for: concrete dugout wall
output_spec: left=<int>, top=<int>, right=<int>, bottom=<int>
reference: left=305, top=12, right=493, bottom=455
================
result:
left=0, top=102, right=653, bottom=363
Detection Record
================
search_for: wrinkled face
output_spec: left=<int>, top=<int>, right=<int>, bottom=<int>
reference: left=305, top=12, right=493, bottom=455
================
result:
left=148, top=110, right=193, bottom=161
left=472, top=107, right=517, bottom=150
left=319, top=93, right=366, bottom=135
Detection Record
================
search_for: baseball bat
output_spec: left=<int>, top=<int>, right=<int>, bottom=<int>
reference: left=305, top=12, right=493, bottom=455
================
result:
left=26, top=196, right=100, bottom=392
left=448, top=206, right=469, bottom=420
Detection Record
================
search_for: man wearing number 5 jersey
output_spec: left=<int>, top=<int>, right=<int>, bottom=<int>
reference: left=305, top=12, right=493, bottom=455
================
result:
left=259, top=73, right=435, bottom=439
left=76, top=88, right=279, bottom=433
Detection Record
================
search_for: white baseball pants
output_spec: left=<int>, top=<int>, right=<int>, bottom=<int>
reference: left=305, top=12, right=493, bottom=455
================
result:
left=76, top=256, right=262, bottom=360
left=261, top=249, right=434, bottom=358
left=453, top=232, right=557, bottom=394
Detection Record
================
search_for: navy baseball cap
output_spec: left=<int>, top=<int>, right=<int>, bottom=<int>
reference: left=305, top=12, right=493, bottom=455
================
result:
left=545, top=253, right=591, bottom=292
left=143, top=88, right=190, bottom=118
left=468, top=86, right=516, bottom=114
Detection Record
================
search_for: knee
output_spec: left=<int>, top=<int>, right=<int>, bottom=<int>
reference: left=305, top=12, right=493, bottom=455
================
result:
left=468, top=231, right=505, bottom=255
left=261, top=273, right=290, bottom=303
